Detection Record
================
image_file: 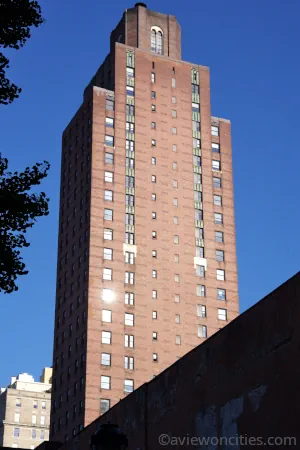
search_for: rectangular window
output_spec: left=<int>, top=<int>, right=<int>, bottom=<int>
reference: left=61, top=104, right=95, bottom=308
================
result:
left=101, top=331, right=112, bottom=345
left=173, top=162, right=178, bottom=170
left=102, top=310, right=112, bottom=323
left=174, top=235, right=179, bottom=244
left=126, top=86, right=134, bottom=96
left=13, top=428, right=20, bottom=438
left=16, top=398, right=21, bottom=407
left=174, top=274, right=180, bottom=283
left=212, top=143, right=220, bottom=153
left=192, top=121, right=200, bottom=132
left=152, top=290, right=157, bottom=298
left=174, top=216, right=178, bottom=225
left=126, top=67, right=134, bottom=78
left=126, top=122, right=134, bottom=133
left=173, top=198, right=178, bottom=207
left=125, top=292, right=134, bottom=305
left=195, top=210, right=203, bottom=221
left=192, top=102, right=200, bottom=112
left=217, top=288, right=226, bottom=301
left=40, top=430, right=45, bottom=440
left=103, top=268, right=112, bottom=281
left=194, top=191, right=202, bottom=201
left=105, top=152, right=114, bottom=165
left=172, top=78, right=176, bottom=88
left=152, top=212, right=156, bottom=219
left=214, top=195, right=222, bottom=206
left=216, top=250, right=224, bottom=262
left=175, top=294, right=180, bottom=303
left=151, top=121, right=156, bottom=129
left=101, top=376, right=110, bottom=390
left=125, top=251, right=135, bottom=264
left=193, top=138, right=201, bottom=148
left=152, top=104, right=156, bottom=111
left=152, top=175, right=156, bottom=183
left=105, top=117, right=114, bottom=128
left=152, top=270, right=157, bottom=278
left=33, top=401, right=38, bottom=409
left=106, top=99, right=114, bottom=111
left=152, top=311, right=157, bottom=319
left=104, top=171, right=114, bottom=183
left=101, top=353, right=111, bottom=366
left=126, top=104, right=134, bottom=115
left=214, top=213, right=223, bottom=225
left=213, top=177, right=221, bottom=188
left=174, top=254, right=179, bottom=263
left=125, top=272, right=135, bottom=284
left=31, top=429, right=36, bottom=439
left=196, top=285, right=206, bottom=297
left=153, top=353, right=158, bottom=362
left=197, top=304, right=207, bottom=318
left=152, top=193, right=156, bottom=201
left=32, top=415, right=37, bottom=424
left=172, top=144, right=177, bottom=152
left=105, top=135, right=114, bottom=147
left=126, top=213, right=134, bottom=225
left=126, top=194, right=134, bottom=206
left=14, top=413, right=20, bottom=423
left=212, top=160, right=221, bottom=171
left=175, top=314, right=180, bottom=324
left=152, top=331, right=158, bottom=340
left=125, top=313, right=134, bottom=326
left=152, top=157, right=156, bottom=165
left=151, top=72, right=155, bottom=83
left=176, top=335, right=181, bottom=345
left=192, top=84, right=199, bottom=94
left=196, top=265, right=205, bottom=277
left=40, top=416, right=45, bottom=426
left=152, top=250, right=157, bottom=257
left=125, top=334, right=134, bottom=348
left=102, top=288, right=113, bottom=302
left=198, top=325, right=207, bottom=338
left=194, top=173, right=202, bottom=184
left=211, top=125, right=219, bottom=136
left=193, top=155, right=201, bottom=167
left=151, top=139, right=156, bottom=147
left=172, top=109, right=177, bottom=118
left=124, top=379, right=134, bottom=393
left=125, top=232, right=134, bottom=244
left=104, top=209, right=113, bottom=221
left=172, top=127, right=177, bottom=135
left=104, top=190, right=113, bottom=202
left=100, top=399, right=110, bottom=415
left=218, top=308, right=227, bottom=321
left=104, top=248, right=113, bottom=260
left=126, top=176, right=134, bottom=188
left=217, top=269, right=225, bottom=281
left=124, top=356, right=134, bottom=370
left=215, top=232, right=224, bottom=243
left=172, top=96, right=176, bottom=104
left=104, top=228, right=113, bottom=240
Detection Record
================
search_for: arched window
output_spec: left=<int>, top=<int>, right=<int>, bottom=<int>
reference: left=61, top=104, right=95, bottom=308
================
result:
left=151, top=26, right=163, bottom=55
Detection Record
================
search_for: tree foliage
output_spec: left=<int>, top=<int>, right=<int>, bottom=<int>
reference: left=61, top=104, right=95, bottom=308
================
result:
left=0, top=156, right=50, bottom=293
left=0, top=0, right=44, bottom=104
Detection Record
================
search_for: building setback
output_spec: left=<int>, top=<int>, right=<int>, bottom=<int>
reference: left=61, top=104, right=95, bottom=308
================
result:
left=0, top=369, right=52, bottom=449
left=50, top=2, right=239, bottom=442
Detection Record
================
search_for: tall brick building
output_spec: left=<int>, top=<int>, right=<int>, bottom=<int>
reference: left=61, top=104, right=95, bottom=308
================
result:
left=50, top=2, right=239, bottom=442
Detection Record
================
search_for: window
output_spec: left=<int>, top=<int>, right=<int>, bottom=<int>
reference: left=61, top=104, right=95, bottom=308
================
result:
left=101, top=353, right=111, bottom=366
left=151, top=27, right=163, bottom=55
left=172, top=77, right=176, bottom=88
left=193, top=138, right=201, bottom=149
left=214, top=195, right=222, bottom=206
left=105, top=135, right=114, bottom=147
left=192, top=121, right=200, bottom=132
left=172, top=144, right=177, bottom=152
left=176, top=335, right=181, bottom=345
left=125, top=232, right=134, bottom=244
left=104, top=190, right=113, bottom=202
left=172, top=96, right=176, bottom=104
left=31, top=429, right=36, bottom=439
left=124, top=379, right=134, bottom=393
left=126, top=122, right=134, bottom=133
left=192, top=102, right=200, bottom=112
left=102, top=310, right=112, bottom=323
left=151, top=91, right=156, bottom=99
left=174, top=254, right=179, bottom=263
left=174, top=216, right=178, bottom=225
left=101, top=376, right=110, bottom=390
left=198, top=325, right=207, bottom=338
left=33, top=400, right=38, bottom=409
left=218, top=308, right=227, bottom=321
left=152, top=270, right=157, bottom=278
left=103, top=268, right=112, bottom=280
left=125, top=272, right=135, bottom=284
left=40, top=416, right=45, bottom=425
left=125, top=292, right=134, bottom=305
left=152, top=157, right=156, bottom=165
left=192, top=84, right=199, bottom=94
left=152, top=193, right=156, bottom=201
left=16, top=398, right=21, bottom=407
left=126, top=67, right=134, bottom=78
left=126, top=176, right=134, bottom=187
left=193, top=155, right=201, bottom=167
left=151, top=122, right=156, bottom=129
left=13, top=428, right=20, bottom=438
left=172, top=127, right=177, bottom=135
left=152, top=104, right=156, bottom=112
left=152, top=331, right=158, bottom=340
left=151, top=139, right=156, bottom=146
left=153, top=353, right=158, bottom=362
left=106, top=99, right=114, bottom=111
left=172, top=110, right=177, bottom=118
left=175, top=294, right=180, bottom=303
left=216, top=250, right=224, bottom=262
left=213, top=177, right=221, bottom=188
left=105, top=117, right=114, bottom=128
left=105, top=152, right=114, bottom=165
left=152, top=231, right=157, bottom=239
left=196, top=285, right=206, bottom=297
left=175, top=314, right=180, bottom=324
left=217, top=269, right=225, bottom=281
left=104, top=209, right=113, bottom=221
left=195, top=210, right=203, bottom=221
left=212, top=143, right=220, bottom=153
left=104, top=228, right=113, bottom=240
left=194, top=173, right=202, bottom=184
left=126, top=86, right=134, bottom=96
left=102, top=331, right=112, bottom=345
left=217, top=288, right=226, bottom=301
left=212, top=160, right=221, bottom=171
left=126, top=158, right=134, bottom=169
left=152, top=250, right=157, bottom=257
left=102, top=288, right=114, bottom=303
left=196, top=265, right=205, bottom=277
left=104, top=171, right=113, bottom=183
left=214, top=213, right=223, bottom=225
left=125, top=334, right=134, bottom=348
left=173, top=198, right=178, bottom=208
left=152, top=311, right=157, bottom=319
left=126, top=104, right=134, bottom=116
left=126, top=194, right=134, bottom=206
left=211, top=125, right=219, bottom=136
left=125, top=313, right=134, bottom=326
left=104, top=248, right=113, bottom=260
left=173, top=162, right=178, bottom=170
left=174, top=235, right=179, bottom=244
left=124, top=356, right=134, bottom=370
left=151, top=72, right=155, bottom=83
left=152, top=290, right=157, bottom=299
left=197, top=304, right=206, bottom=318
left=152, top=175, right=156, bottom=183
left=125, top=251, right=135, bottom=264
left=152, top=212, right=156, bottom=219
left=14, top=413, right=20, bottom=423
left=100, top=399, right=110, bottom=415
left=32, top=415, right=37, bottom=424
left=126, top=213, right=134, bottom=225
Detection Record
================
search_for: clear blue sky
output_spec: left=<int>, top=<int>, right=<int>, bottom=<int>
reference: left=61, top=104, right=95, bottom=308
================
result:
left=0, top=0, right=299, bottom=387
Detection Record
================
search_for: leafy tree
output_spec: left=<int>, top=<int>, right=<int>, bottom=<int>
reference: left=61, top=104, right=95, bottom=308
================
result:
left=0, top=1, right=49, bottom=294
left=0, top=0, right=44, bottom=105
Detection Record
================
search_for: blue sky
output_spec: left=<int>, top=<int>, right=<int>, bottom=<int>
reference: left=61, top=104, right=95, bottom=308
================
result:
left=0, top=0, right=299, bottom=387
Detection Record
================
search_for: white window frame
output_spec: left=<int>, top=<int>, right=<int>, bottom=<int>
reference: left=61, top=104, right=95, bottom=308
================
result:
left=101, top=331, right=112, bottom=345
left=104, top=171, right=114, bottom=183
left=218, top=308, right=227, bottom=321
left=101, top=376, right=111, bottom=390
left=211, top=125, right=219, bottom=136
left=125, top=313, right=134, bottom=327
left=102, top=310, right=112, bottom=323
left=217, top=269, right=225, bottom=281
